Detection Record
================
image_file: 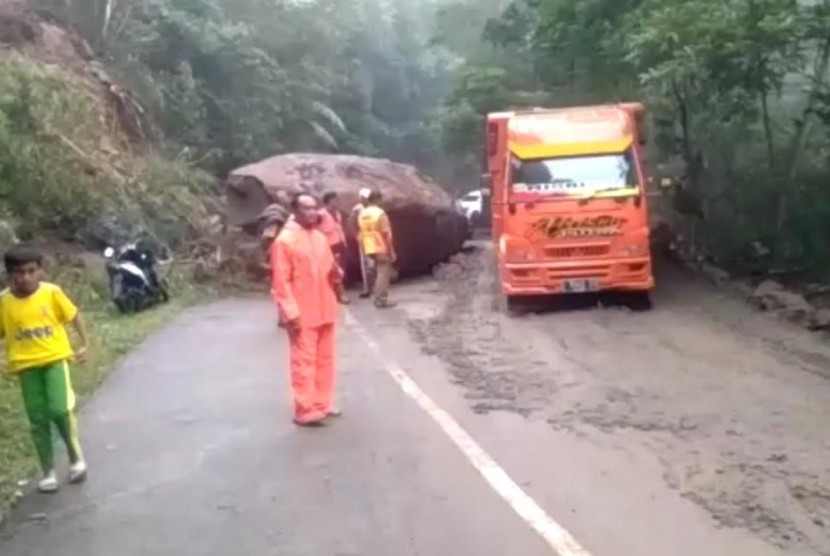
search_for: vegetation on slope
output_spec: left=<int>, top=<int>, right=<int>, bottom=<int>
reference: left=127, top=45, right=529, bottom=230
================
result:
left=0, top=9, right=217, bottom=511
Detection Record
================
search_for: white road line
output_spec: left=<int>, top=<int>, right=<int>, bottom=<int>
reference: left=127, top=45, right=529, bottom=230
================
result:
left=344, top=310, right=592, bottom=556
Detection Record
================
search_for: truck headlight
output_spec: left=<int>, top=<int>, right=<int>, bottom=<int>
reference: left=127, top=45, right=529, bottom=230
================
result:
left=507, top=245, right=536, bottom=262
left=618, top=244, right=646, bottom=256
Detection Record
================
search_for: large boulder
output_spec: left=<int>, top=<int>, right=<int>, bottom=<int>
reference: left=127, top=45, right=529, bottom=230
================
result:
left=224, top=153, right=469, bottom=278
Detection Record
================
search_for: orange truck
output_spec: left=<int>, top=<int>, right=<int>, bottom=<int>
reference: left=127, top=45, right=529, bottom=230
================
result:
left=484, top=103, right=655, bottom=309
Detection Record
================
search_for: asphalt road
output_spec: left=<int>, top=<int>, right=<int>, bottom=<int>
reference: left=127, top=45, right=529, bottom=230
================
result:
left=1, top=245, right=829, bottom=555
left=0, top=299, right=552, bottom=556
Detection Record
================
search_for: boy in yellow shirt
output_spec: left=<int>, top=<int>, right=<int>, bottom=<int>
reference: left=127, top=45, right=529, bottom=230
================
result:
left=1, top=244, right=90, bottom=493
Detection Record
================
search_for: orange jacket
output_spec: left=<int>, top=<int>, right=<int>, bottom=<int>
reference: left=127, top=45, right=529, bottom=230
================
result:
left=317, top=208, right=346, bottom=247
left=271, top=220, right=339, bottom=329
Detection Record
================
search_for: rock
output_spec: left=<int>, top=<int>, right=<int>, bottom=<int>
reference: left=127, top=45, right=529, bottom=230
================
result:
left=700, top=262, right=730, bottom=285
left=730, top=281, right=756, bottom=301
left=808, top=309, right=830, bottom=331
left=192, top=259, right=218, bottom=284
left=751, top=280, right=786, bottom=310
left=216, top=228, right=269, bottom=281
left=752, top=280, right=817, bottom=327
left=224, top=153, right=468, bottom=278
left=258, top=203, right=289, bottom=230
left=777, top=295, right=814, bottom=327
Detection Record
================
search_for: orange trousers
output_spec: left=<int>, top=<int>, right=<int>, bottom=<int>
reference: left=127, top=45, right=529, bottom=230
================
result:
left=289, top=323, right=336, bottom=423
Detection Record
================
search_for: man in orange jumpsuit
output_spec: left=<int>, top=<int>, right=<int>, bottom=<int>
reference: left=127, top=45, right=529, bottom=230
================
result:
left=271, top=193, right=342, bottom=427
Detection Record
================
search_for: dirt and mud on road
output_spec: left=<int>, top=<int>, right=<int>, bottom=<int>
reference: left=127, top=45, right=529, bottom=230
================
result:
left=407, top=244, right=830, bottom=555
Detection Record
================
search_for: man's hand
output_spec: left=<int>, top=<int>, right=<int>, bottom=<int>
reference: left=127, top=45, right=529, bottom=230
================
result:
left=285, top=318, right=301, bottom=336
left=329, top=264, right=344, bottom=285
left=74, top=345, right=89, bottom=363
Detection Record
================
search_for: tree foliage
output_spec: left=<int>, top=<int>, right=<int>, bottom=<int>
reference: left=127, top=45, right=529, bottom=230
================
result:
left=35, top=0, right=466, bottom=178
left=25, top=0, right=830, bottom=275
left=446, top=0, right=830, bottom=277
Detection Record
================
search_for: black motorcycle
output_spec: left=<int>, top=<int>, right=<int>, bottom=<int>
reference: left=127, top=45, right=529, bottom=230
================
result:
left=103, top=241, right=170, bottom=314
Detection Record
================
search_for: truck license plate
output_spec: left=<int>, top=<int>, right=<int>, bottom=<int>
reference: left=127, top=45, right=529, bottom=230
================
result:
left=562, top=279, right=600, bottom=293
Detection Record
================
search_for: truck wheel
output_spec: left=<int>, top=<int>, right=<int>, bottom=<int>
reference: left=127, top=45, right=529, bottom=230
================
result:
left=628, top=291, right=653, bottom=311
left=489, top=250, right=503, bottom=310
left=505, top=295, right=522, bottom=316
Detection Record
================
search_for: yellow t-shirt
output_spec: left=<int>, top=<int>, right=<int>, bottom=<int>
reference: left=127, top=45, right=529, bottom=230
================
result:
left=358, top=205, right=391, bottom=255
left=0, top=282, right=78, bottom=373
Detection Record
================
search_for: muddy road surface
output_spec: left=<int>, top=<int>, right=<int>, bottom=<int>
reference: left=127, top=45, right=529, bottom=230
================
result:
left=1, top=242, right=829, bottom=555
left=400, top=243, right=830, bottom=555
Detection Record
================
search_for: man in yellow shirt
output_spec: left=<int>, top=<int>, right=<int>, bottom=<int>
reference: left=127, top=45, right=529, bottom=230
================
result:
left=0, top=244, right=90, bottom=493
left=357, top=189, right=397, bottom=308
left=348, top=188, right=374, bottom=298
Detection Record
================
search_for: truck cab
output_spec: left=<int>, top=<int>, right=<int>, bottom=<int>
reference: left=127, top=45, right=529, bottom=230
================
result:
left=485, top=103, right=654, bottom=305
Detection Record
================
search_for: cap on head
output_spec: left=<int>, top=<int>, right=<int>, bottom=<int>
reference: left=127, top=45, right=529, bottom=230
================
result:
left=358, top=187, right=372, bottom=200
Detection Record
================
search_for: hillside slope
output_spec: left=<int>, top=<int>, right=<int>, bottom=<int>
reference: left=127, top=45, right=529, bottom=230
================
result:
left=0, top=0, right=219, bottom=254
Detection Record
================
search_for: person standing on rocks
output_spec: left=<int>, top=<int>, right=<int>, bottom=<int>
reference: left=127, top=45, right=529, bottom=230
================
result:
left=271, top=193, right=342, bottom=426
left=349, top=188, right=374, bottom=298
left=358, top=189, right=397, bottom=309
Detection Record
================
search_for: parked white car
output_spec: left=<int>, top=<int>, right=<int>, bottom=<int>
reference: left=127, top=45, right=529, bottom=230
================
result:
left=456, top=190, right=483, bottom=226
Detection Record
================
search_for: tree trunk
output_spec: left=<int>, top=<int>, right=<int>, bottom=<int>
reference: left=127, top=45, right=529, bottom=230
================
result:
left=760, top=86, right=775, bottom=168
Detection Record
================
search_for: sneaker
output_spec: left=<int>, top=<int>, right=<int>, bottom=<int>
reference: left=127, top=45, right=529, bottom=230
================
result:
left=38, top=471, right=59, bottom=493
left=68, top=460, right=88, bottom=484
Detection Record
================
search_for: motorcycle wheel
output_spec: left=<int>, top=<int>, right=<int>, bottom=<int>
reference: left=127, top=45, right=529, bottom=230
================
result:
left=111, top=275, right=130, bottom=314
left=115, top=293, right=139, bottom=314
left=114, top=298, right=129, bottom=314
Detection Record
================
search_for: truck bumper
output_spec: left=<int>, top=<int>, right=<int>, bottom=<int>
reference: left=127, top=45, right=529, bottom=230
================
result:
left=500, top=257, right=654, bottom=296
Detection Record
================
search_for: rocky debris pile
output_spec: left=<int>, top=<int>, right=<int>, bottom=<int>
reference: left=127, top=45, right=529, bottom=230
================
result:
left=432, top=251, right=480, bottom=281
left=751, top=280, right=830, bottom=331
left=649, top=218, right=830, bottom=334
left=223, top=153, right=469, bottom=279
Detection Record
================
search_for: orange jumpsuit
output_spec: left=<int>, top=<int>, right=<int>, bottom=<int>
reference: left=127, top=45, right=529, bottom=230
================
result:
left=271, top=219, right=340, bottom=423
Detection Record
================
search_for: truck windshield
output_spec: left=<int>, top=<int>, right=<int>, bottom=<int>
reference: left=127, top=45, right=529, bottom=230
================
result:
left=510, top=151, right=638, bottom=199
